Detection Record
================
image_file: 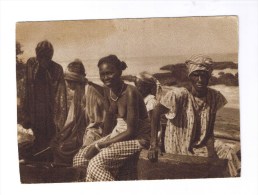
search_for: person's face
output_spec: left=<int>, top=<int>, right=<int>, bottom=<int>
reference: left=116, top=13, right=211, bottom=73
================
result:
left=37, top=56, right=51, bottom=67
left=99, top=63, right=121, bottom=88
left=66, top=80, right=77, bottom=90
left=189, top=70, right=210, bottom=92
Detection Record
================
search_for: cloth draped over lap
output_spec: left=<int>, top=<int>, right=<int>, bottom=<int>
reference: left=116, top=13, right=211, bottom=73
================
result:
left=52, top=109, right=86, bottom=165
left=214, top=138, right=241, bottom=177
left=52, top=83, right=105, bottom=165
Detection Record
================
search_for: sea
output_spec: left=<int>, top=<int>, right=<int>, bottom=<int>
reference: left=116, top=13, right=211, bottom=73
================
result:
left=58, top=53, right=238, bottom=84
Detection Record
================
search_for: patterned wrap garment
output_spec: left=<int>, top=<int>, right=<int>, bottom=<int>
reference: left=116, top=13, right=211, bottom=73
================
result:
left=23, top=57, right=67, bottom=152
left=160, top=86, right=227, bottom=156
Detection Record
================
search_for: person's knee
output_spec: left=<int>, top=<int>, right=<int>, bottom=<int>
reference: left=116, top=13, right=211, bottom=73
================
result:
left=88, top=155, right=105, bottom=172
left=73, top=153, right=86, bottom=167
left=73, top=156, right=81, bottom=167
left=87, top=158, right=98, bottom=175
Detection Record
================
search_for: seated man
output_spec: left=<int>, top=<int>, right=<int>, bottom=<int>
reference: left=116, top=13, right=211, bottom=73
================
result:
left=52, top=59, right=105, bottom=165
left=148, top=54, right=240, bottom=177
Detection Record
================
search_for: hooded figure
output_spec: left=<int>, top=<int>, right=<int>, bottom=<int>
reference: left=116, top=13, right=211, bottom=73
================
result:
left=21, top=40, right=67, bottom=161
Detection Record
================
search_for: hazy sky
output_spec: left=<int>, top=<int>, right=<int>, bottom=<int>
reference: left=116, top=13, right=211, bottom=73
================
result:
left=16, top=16, right=238, bottom=64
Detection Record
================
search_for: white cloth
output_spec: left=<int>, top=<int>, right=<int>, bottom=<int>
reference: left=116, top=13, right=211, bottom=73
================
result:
left=215, top=138, right=241, bottom=177
left=144, top=94, right=158, bottom=112
left=110, top=118, right=128, bottom=138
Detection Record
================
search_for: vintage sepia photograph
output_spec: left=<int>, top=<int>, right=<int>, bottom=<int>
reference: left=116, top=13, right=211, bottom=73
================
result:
left=16, top=16, right=241, bottom=183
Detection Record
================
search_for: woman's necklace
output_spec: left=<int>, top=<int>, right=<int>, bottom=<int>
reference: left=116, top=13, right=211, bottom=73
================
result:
left=110, top=83, right=125, bottom=102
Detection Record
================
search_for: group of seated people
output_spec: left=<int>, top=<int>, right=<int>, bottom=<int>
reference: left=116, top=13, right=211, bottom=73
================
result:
left=18, top=40, right=241, bottom=182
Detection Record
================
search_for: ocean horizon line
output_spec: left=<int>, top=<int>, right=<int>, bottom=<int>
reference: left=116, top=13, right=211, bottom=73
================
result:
left=57, top=53, right=238, bottom=78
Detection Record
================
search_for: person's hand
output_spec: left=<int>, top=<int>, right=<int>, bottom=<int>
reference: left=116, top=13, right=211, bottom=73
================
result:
left=84, top=145, right=99, bottom=160
left=148, top=147, right=159, bottom=163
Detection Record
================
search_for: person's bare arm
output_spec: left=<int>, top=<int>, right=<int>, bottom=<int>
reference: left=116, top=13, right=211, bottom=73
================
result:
left=148, top=103, right=169, bottom=162
left=98, top=87, right=138, bottom=148
left=206, top=115, right=218, bottom=158
left=84, top=88, right=139, bottom=160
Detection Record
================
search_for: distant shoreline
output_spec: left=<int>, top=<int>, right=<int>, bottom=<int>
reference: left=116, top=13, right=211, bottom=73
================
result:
left=55, top=53, right=238, bottom=77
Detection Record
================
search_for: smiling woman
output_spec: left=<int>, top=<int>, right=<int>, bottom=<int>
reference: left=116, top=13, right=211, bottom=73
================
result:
left=98, top=55, right=127, bottom=89
left=73, top=54, right=151, bottom=181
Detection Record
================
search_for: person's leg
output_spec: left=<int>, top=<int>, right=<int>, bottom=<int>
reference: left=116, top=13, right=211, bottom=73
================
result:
left=86, top=140, right=141, bottom=182
left=73, top=135, right=110, bottom=167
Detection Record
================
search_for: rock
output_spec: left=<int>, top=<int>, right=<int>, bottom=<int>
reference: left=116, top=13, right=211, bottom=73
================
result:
left=19, top=150, right=228, bottom=183
left=19, top=163, right=86, bottom=183
left=137, top=150, right=228, bottom=180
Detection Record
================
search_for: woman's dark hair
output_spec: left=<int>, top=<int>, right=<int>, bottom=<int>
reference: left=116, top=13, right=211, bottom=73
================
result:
left=97, top=55, right=127, bottom=71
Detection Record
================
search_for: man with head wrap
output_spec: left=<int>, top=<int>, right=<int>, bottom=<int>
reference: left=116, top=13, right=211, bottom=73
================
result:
left=52, top=59, right=105, bottom=165
left=148, top=54, right=228, bottom=162
left=21, top=40, right=67, bottom=161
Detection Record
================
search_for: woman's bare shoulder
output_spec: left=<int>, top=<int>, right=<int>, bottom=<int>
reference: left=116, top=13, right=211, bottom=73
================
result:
left=125, top=84, right=140, bottom=96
